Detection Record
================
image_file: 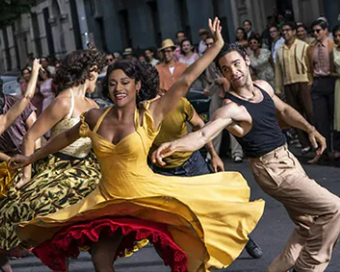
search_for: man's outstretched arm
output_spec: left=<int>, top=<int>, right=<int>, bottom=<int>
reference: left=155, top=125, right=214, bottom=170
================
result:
left=151, top=103, right=239, bottom=166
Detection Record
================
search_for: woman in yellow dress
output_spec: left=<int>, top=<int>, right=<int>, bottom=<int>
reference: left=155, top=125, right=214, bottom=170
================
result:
left=9, top=18, right=265, bottom=272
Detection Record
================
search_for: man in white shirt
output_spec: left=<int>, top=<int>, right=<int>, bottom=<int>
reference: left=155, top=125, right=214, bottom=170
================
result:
left=270, top=25, right=284, bottom=63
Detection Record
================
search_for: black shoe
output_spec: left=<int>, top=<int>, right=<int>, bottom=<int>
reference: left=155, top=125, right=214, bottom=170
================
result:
left=245, top=237, right=263, bottom=259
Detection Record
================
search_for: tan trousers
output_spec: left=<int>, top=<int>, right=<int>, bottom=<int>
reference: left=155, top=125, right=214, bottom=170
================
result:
left=250, top=145, right=340, bottom=272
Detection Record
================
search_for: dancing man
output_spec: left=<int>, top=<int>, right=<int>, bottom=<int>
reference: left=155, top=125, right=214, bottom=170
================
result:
left=153, top=43, right=340, bottom=272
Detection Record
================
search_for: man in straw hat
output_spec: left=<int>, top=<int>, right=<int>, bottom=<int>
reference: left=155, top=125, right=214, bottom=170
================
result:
left=156, top=39, right=187, bottom=92
left=123, top=48, right=136, bottom=61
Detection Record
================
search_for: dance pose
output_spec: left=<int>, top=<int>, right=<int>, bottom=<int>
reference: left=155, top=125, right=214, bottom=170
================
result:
left=9, top=19, right=264, bottom=272
left=148, top=95, right=263, bottom=259
left=0, top=49, right=104, bottom=272
left=153, top=43, right=340, bottom=272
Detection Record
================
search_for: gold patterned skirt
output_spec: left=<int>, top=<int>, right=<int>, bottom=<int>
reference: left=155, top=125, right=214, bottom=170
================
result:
left=0, top=151, right=101, bottom=251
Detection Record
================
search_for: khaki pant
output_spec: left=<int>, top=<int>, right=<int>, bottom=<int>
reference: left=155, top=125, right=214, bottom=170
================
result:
left=250, top=145, right=340, bottom=272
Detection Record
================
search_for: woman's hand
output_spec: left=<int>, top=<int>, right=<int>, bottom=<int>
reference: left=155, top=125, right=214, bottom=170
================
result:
left=32, top=59, right=42, bottom=74
left=8, top=154, right=32, bottom=170
left=208, top=17, right=224, bottom=49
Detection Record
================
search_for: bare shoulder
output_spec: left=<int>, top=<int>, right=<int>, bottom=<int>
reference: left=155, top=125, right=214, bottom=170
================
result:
left=214, top=100, right=244, bottom=119
left=222, top=98, right=233, bottom=106
left=84, top=108, right=107, bottom=130
left=86, top=98, right=99, bottom=109
left=48, top=95, right=72, bottom=114
left=254, top=80, right=274, bottom=97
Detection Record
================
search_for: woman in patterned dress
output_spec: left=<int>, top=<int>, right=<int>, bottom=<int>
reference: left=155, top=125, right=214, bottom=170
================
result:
left=0, top=59, right=41, bottom=271
left=0, top=49, right=105, bottom=271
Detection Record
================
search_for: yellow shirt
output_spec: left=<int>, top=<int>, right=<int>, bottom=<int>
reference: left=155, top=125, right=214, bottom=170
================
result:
left=149, top=97, right=194, bottom=168
left=275, top=39, right=309, bottom=94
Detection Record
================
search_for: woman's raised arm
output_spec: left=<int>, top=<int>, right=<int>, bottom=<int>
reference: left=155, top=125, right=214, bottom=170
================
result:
left=0, top=59, right=41, bottom=134
left=150, top=18, right=224, bottom=127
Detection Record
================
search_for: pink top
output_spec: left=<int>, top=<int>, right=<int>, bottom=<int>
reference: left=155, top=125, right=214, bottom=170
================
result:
left=313, top=39, right=331, bottom=76
left=178, top=53, right=199, bottom=66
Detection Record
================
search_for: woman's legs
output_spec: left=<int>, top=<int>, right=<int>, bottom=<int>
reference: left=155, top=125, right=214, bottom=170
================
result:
left=0, top=252, right=12, bottom=272
left=91, top=231, right=124, bottom=272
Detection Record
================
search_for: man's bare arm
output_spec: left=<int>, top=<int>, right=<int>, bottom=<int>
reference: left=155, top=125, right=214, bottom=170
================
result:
left=151, top=104, right=239, bottom=166
left=256, top=80, right=326, bottom=154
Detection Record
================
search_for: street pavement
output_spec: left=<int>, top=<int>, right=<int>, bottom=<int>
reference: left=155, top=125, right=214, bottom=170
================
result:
left=9, top=150, right=340, bottom=272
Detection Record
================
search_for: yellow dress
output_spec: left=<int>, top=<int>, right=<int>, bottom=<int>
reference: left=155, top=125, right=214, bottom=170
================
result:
left=17, top=104, right=265, bottom=271
left=0, top=161, right=17, bottom=198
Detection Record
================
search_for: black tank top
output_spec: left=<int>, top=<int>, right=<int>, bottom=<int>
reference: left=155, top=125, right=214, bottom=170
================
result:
left=225, top=84, right=286, bottom=158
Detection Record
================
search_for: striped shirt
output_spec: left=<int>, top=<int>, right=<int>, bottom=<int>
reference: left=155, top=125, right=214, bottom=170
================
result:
left=275, top=39, right=309, bottom=94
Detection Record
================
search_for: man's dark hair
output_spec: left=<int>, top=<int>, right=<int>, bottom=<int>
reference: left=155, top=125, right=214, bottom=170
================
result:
left=215, top=43, right=248, bottom=70
left=236, top=27, right=247, bottom=41
left=282, top=21, right=297, bottom=31
left=243, top=20, right=252, bottom=26
left=311, top=19, right=328, bottom=30
left=248, top=35, right=262, bottom=46
left=144, top=48, right=155, bottom=54
left=297, top=24, right=307, bottom=31
left=333, top=25, right=340, bottom=36
left=204, top=35, right=214, bottom=42
left=176, top=31, right=186, bottom=38
left=269, top=25, right=279, bottom=32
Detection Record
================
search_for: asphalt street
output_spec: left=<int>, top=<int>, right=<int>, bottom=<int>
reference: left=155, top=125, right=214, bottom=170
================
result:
left=9, top=152, right=340, bottom=272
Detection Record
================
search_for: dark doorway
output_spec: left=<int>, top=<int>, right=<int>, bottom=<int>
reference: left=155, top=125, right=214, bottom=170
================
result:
left=2, top=28, right=11, bottom=70
left=118, top=9, right=132, bottom=48
left=31, top=12, right=42, bottom=56
left=12, top=23, right=20, bottom=70
left=43, top=8, right=55, bottom=55
left=69, top=0, right=83, bottom=50
left=176, top=0, right=191, bottom=41
left=95, top=17, right=108, bottom=52
left=276, top=0, right=294, bottom=21
left=147, top=0, right=162, bottom=47
left=212, top=0, right=230, bottom=43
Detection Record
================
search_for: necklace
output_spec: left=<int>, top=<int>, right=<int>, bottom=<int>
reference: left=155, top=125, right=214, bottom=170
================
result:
left=236, top=90, right=256, bottom=101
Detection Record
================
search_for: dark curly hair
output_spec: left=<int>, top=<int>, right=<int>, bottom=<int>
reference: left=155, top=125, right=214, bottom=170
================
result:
left=236, top=27, right=247, bottom=41
left=103, top=60, right=159, bottom=104
left=180, top=39, right=194, bottom=55
left=54, top=48, right=105, bottom=92
left=215, top=43, right=248, bottom=70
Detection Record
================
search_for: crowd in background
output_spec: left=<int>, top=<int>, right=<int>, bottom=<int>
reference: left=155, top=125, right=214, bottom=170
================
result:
left=17, top=11, right=340, bottom=165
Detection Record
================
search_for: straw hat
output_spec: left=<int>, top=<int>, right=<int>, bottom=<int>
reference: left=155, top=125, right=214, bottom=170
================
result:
left=159, top=39, right=176, bottom=51
left=123, top=48, right=133, bottom=56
